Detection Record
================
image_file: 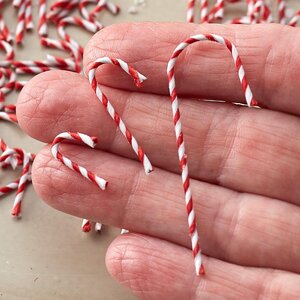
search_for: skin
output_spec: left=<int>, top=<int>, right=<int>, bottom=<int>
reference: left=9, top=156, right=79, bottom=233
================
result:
left=17, top=22, right=300, bottom=299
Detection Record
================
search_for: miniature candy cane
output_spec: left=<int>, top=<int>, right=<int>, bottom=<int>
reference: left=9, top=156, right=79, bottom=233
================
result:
left=0, top=68, right=16, bottom=109
left=187, top=0, right=196, bottom=23
left=79, top=0, right=103, bottom=30
left=90, top=0, right=120, bottom=17
left=38, top=0, right=47, bottom=37
left=0, top=179, right=20, bottom=197
left=200, top=0, right=209, bottom=23
left=11, top=149, right=30, bottom=217
left=15, top=0, right=26, bottom=44
left=0, top=40, right=14, bottom=67
left=57, top=16, right=98, bottom=59
left=0, top=112, right=18, bottom=123
left=52, top=132, right=108, bottom=190
left=25, top=0, right=33, bottom=30
left=212, top=0, right=225, bottom=20
left=87, top=57, right=152, bottom=174
left=82, top=219, right=92, bottom=232
left=278, top=0, right=286, bottom=24
left=48, top=0, right=80, bottom=23
left=15, top=81, right=27, bottom=90
left=167, top=33, right=258, bottom=276
left=289, top=10, right=300, bottom=27
left=0, top=14, right=13, bottom=42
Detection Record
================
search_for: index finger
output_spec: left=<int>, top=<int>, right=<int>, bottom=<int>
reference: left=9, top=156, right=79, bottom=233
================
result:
left=83, top=22, right=300, bottom=115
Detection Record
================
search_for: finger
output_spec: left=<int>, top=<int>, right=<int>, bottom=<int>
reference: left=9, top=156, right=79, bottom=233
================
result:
left=83, top=22, right=300, bottom=115
left=18, top=71, right=300, bottom=205
left=106, top=234, right=300, bottom=300
left=32, top=145, right=300, bottom=273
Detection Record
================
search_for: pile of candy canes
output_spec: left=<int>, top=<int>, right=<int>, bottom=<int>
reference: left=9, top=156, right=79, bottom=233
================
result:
left=187, top=0, right=300, bottom=25
left=1, top=0, right=300, bottom=276
left=0, top=0, right=121, bottom=231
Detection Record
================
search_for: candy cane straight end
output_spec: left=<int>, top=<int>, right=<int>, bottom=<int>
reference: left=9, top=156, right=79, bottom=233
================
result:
left=199, top=264, right=205, bottom=275
left=11, top=202, right=22, bottom=217
left=82, top=220, right=91, bottom=232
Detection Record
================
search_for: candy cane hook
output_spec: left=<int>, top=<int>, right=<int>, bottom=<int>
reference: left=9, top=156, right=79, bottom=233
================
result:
left=167, top=33, right=258, bottom=276
left=86, top=57, right=152, bottom=175
left=52, top=132, right=108, bottom=190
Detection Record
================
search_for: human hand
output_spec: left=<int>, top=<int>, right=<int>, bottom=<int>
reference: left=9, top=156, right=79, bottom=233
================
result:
left=17, top=23, right=300, bottom=299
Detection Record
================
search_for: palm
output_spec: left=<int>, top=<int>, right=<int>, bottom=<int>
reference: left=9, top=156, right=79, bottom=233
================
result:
left=17, top=22, right=300, bottom=299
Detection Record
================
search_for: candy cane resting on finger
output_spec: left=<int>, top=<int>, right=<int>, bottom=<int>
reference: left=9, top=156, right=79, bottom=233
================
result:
left=51, top=132, right=108, bottom=190
left=167, top=33, right=258, bottom=276
left=86, top=57, right=152, bottom=175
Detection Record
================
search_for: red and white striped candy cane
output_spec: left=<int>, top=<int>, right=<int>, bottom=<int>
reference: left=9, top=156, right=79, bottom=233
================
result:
left=57, top=16, right=98, bottom=60
left=0, top=68, right=16, bottom=110
left=167, top=33, right=257, bottom=276
left=0, top=179, right=19, bottom=197
left=15, top=80, right=27, bottom=90
left=187, top=0, right=196, bottom=23
left=289, top=10, right=300, bottom=27
left=0, top=112, right=18, bottom=123
left=90, top=0, right=120, bottom=17
left=38, top=0, right=47, bottom=37
left=87, top=57, right=152, bottom=174
left=79, top=0, right=103, bottom=30
left=46, top=54, right=77, bottom=71
left=52, top=132, right=108, bottom=190
left=48, top=0, right=80, bottom=24
left=212, top=0, right=225, bottom=20
left=25, top=0, right=33, bottom=30
left=278, top=0, right=286, bottom=24
left=81, top=219, right=92, bottom=232
left=15, top=0, right=26, bottom=44
left=11, top=149, right=30, bottom=217
left=0, top=40, right=14, bottom=67
left=200, top=0, right=209, bottom=23
left=0, top=14, right=13, bottom=42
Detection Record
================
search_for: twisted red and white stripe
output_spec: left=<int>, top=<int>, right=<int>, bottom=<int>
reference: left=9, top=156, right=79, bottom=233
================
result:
left=200, top=0, right=209, bottom=23
left=289, top=10, right=300, bottom=27
left=15, top=0, right=26, bottom=44
left=90, top=0, right=120, bottom=17
left=51, top=132, right=108, bottom=190
left=167, top=33, right=257, bottom=276
left=79, top=0, right=103, bottom=30
left=25, top=0, right=33, bottom=30
left=278, top=0, right=286, bottom=24
left=0, top=40, right=14, bottom=67
left=38, top=0, right=47, bottom=37
left=12, top=149, right=30, bottom=217
left=187, top=0, right=196, bottom=23
left=0, top=14, right=13, bottom=42
left=87, top=57, right=152, bottom=174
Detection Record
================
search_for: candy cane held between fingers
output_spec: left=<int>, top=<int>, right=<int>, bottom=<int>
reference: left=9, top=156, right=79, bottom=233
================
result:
left=86, top=57, right=152, bottom=175
left=167, top=33, right=258, bottom=276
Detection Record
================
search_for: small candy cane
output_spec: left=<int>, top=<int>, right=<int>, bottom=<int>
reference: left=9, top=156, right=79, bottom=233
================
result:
left=90, top=0, right=120, bottom=17
left=167, top=33, right=258, bottom=276
left=278, top=0, right=286, bottom=24
left=0, top=40, right=14, bottom=67
left=38, top=0, right=47, bottom=37
left=289, top=10, right=300, bottom=27
left=25, top=0, right=33, bottom=30
left=0, top=68, right=16, bottom=109
left=200, top=0, right=209, bottom=23
left=51, top=132, right=108, bottom=190
left=0, top=111, right=18, bottom=123
left=187, top=0, right=196, bottom=23
left=0, top=14, right=13, bottom=42
left=15, top=0, right=26, bottom=44
left=57, top=16, right=98, bottom=60
left=86, top=57, right=152, bottom=174
left=79, top=0, right=103, bottom=30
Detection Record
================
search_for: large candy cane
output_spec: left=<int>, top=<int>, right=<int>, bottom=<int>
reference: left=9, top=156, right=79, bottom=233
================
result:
left=167, top=33, right=257, bottom=276
left=86, top=57, right=152, bottom=174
